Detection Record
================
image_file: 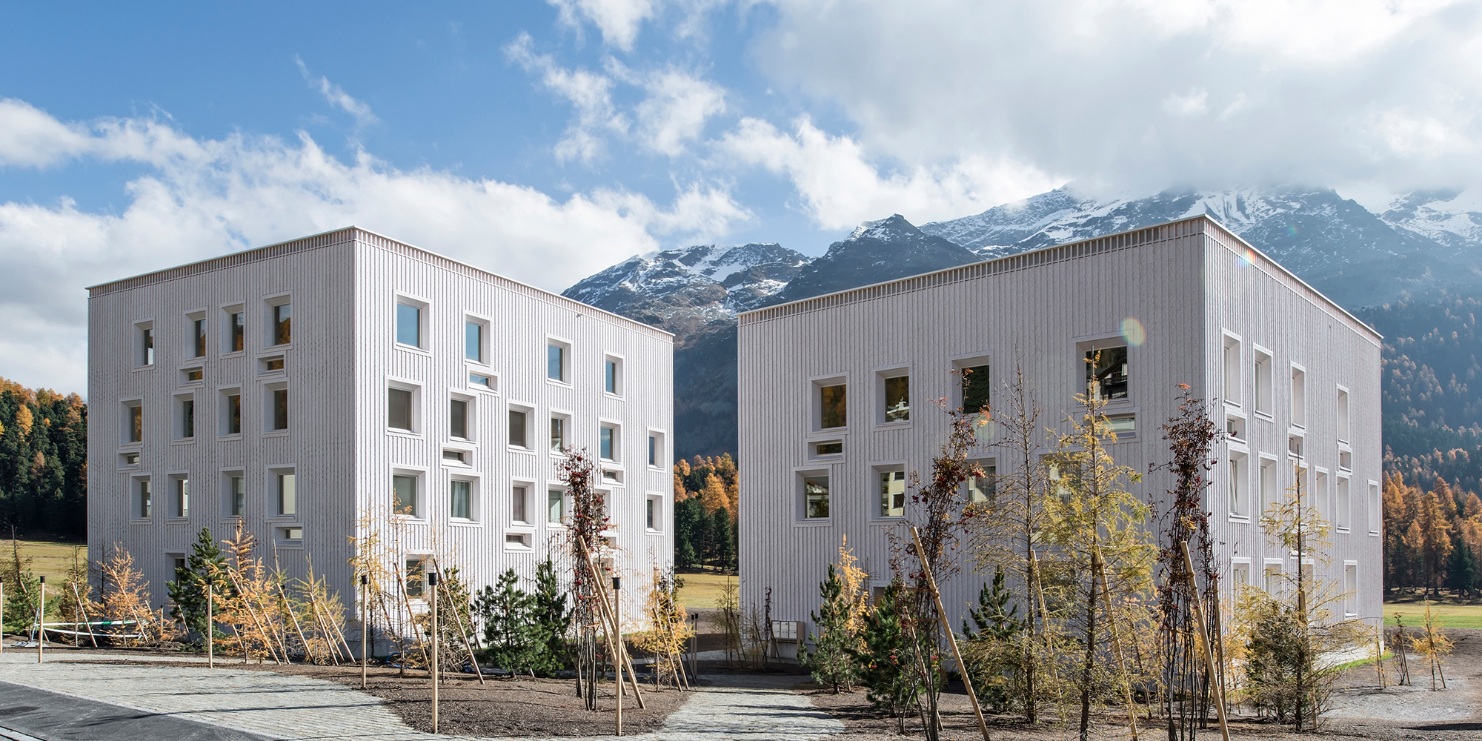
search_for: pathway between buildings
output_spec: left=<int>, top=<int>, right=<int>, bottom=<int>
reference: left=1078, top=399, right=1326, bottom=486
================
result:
left=0, top=653, right=841, bottom=741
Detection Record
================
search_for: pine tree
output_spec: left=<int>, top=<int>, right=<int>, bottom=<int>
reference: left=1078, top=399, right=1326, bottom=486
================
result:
left=0, top=538, right=40, bottom=633
left=801, top=563, right=861, bottom=693
left=711, top=507, right=736, bottom=571
left=528, top=558, right=571, bottom=676
left=167, top=527, right=230, bottom=642
left=961, top=565, right=1024, bottom=713
left=852, top=581, right=919, bottom=731
left=476, top=568, right=536, bottom=673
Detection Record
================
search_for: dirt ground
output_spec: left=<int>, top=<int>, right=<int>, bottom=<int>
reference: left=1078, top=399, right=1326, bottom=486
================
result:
left=806, top=629, right=1482, bottom=741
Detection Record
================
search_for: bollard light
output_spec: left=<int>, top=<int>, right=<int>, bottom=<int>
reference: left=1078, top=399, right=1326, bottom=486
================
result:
left=361, top=574, right=368, bottom=586
left=428, top=571, right=439, bottom=587
left=612, top=576, right=620, bottom=592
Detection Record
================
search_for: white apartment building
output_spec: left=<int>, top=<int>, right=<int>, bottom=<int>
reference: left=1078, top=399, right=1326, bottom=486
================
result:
left=88, top=227, right=674, bottom=626
left=737, top=216, right=1382, bottom=639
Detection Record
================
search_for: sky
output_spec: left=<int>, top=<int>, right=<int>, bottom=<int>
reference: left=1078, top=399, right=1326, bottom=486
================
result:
left=2, top=0, right=1480, bottom=395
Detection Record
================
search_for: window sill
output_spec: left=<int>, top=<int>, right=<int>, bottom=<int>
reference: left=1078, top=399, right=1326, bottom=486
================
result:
left=546, top=379, right=574, bottom=389
left=1336, top=527, right=1352, bottom=534
left=275, top=542, right=305, bottom=549
left=1253, top=411, right=1275, bottom=422
left=220, top=350, right=245, bottom=359
left=133, top=365, right=156, bottom=372
left=795, top=519, right=832, bottom=527
left=167, top=517, right=190, bottom=522
left=874, top=420, right=913, bottom=431
left=508, top=446, right=536, bottom=456
left=387, top=429, right=422, bottom=439
left=118, top=443, right=143, bottom=452
left=1228, top=514, right=1252, bottom=523
left=218, top=433, right=243, bottom=442
left=395, top=344, right=432, bottom=358
left=509, top=522, right=535, bottom=530
left=603, top=392, right=625, bottom=402
left=130, top=518, right=152, bottom=524
left=449, top=519, right=481, bottom=528
left=546, top=523, right=568, bottom=530
left=268, top=515, right=299, bottom=522
left=812, top=427, right=849, bottom=436
left=392, top=514, right=428, bottom=524
left=1337, top=438, right=1351, bottom=446
left=869, top=517, right=905, bottom=525
left=263, top=430, right=289, bottom=438
left=645, top=528, right=662, bottom=534
left=172, top=438, right=196, bottom=445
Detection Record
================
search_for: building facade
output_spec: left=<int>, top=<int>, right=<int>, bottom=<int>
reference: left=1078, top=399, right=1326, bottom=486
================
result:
left=88, top=227, right=674, bottom=626
left=738, top=216, right=1382, bottom=640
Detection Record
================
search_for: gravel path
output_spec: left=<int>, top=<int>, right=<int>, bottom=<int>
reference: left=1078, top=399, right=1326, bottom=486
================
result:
left=0, top=652, right=841, bottom=740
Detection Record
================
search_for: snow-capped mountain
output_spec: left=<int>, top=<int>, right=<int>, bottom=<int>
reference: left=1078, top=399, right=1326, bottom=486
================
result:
left=1381, top=189, right=1482, bottom=251
left=563, top=242, right=807, bottom=335
left=767, top=214, right=978, bottom=305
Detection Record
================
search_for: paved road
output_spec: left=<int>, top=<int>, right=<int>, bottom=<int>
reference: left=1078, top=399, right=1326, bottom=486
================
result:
left=0, top=680, right=269, bottom=741
left=0, top=652, right=841, bottom=740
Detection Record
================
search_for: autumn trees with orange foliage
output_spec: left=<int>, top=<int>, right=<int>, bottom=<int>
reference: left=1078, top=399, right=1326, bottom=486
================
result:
left=673, top=454, right=739, bottom=570
left=0, top=378, right=87, bottom=536
left=1384, top=473, right=1482, bottom=596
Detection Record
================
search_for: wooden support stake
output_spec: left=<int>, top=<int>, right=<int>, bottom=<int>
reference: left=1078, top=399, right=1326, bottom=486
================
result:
left=278, top=583, right=315, bottom=663
left=436, top=575, right=485, bottom=685
left=207, top=582, right=214, bottom=668
left=578, top=541, right=646, bottom=708
left=429, top=571, right=440, bottom=735
left=36, top=577, right=45, bottom=664
left=1181, top=541, right=1230, bottom=741
left=910, top=527, right=991, bottom=741
left=226, top=571, right=281, bottom=664
left=1094, top=545, right=1139, bottom=741
left=361, top=575, right=369, bottom=689
left=71, top=582, right=99, bottom=648
left=615, top=575, right=622, bottom=737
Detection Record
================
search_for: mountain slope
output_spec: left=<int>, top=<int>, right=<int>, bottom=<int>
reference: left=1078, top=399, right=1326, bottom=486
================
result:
left=768, top=214, right=979, bottom=305
left=1381, top=189, right=1482, bottom=251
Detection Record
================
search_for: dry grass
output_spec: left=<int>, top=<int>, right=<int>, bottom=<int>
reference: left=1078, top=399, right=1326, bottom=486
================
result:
left=676, top=570, right=735, bottom=608
left=2, top=538, right=86, bottom=587
left=1385, top=598, right=1482, bottom=629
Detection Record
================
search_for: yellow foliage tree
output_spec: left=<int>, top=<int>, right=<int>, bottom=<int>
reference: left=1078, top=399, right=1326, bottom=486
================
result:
left=632, top=569, right=695, bottom=687
left=97, top=546, right=158, bottom=647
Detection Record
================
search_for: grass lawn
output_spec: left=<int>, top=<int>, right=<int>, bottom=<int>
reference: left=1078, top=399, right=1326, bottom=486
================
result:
left=1384, top=598, right=1482, bottom=629
left=676, top=570, right=736, bottom=609
left=3, top=539, right=87, bottom=586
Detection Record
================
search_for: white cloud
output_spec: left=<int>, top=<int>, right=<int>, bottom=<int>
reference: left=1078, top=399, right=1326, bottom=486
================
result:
left=507, top=33, right=629, bottom=163
left=0, top=101, right=749, bottom=395
left=719, top=116, right=1060, bottom=230
left=1162, top=89, right=1208, bottom=117
left=294, top=56, right=379, bottom=132
left=635, top=69, right=726, bottom=156
left=548, top=0, right=656, bottom=51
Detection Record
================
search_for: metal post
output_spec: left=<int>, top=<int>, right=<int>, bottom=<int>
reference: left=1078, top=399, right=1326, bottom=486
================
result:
left=36, top=576, right=45, bottom=664
left=361, top=574, right=369, bottom=690
left=2, top=579, right=6, bottom=655
left=428, top=570, right=439, bottom=734
left=613, top=576, right=622, bottom=737
left=689, top=613, right=698, bottom=679
left=207, top=582, right=214, bottom=669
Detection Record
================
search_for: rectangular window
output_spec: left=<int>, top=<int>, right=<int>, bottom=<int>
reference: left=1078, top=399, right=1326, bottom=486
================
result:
left=137, top=322, right=155, bottom=367
left=174, top=476, right=190, bottom=517
left=547, top=488, right=566, bottom=524
left=1228, top=451, right=1249, bottom=518
left=512, top=484, right=530, bottom=524
left=182, top=367, right=204, bottom=384
left=275, top=470, right=297, bottom=516
left=1290, top=365, right=1307, bottom=427
left=261, top=355, right=285, bottom=373
left=803, top=474, right=830, bottom=519
left=392, top=473, right=419, bottom=517
left=450, top=479, right=473, bottom=520
left=605, top=356, right=622, bottom=395
left=1337, top=387, right=1351, bottom=443
left=190, top=316, right=207, bottom=358
left=388, top=387, right=414, bottom=432
left=1314, top=469, right=1330, bottom=521
left=224, top=391, right=241, bottom=436
left=1258, top=458, right=1277, bottom=517
left=966, top=462, right=997, bottom=503
left=136, top=479, right=152, bottom=518
left=469, top=372, right=495, bottom=391
left=267, top=385, right=289, bottom=432
left=1264, top=562, right=1284, bottom=594
left=178, top=396, right=196, bottom=439
left=1369, top=482, right=1381, bottom=535
left=881, top=373, right=910, bottom=423
left=278, top=527, right=303, bottom=544
left=1231, top=561, right=1251, bottom=592
left=508, top=407, right=530, bottom=449
left=646, top=494, right=662, bottom=531
left=1336, top=476, right=1351, bottom=531
left=811, top=440, right=844, bottom=458
left=443, top=448, right=469, bottom=465
left=405, top=558, right=425, bottom=598
left=961, top=363, right=991, bottom=413
left=599, top=424, right=618, bottom=461
left=1106, top=414, right=1136, bottom=438
left=271, top=302, right=292, bottom=346
left=1344, top=563, right=1358, bottom=616
left=877, top=467, right=906, bottom=518
left=547, top=340, right=570, bottom=382
left=1254, top=348, right=1273, bottom=416
left=450, top=398, right=469, bottom=439
left=123, top=401, right=143, bottom=444
left=228, top=309, right=245, bottom=353
left=648, top=432, right=663, bottom=468
left=505, top=533, right=532, bottom=549
left=227, top=474, right=245, bottom=517
left=1085, top=345, right=1130, bottom=401
left=819, top=382, right=847, bottom=429
left=1222, top=334, right=1241, bottom=406
left=396, top=301, right=422, bottom=348
left=465, top=318, right=486, bottom=363
left=550, top=415, right=568, bottom=454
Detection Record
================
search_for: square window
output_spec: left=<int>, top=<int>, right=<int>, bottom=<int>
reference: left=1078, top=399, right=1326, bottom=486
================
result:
left=122, top=400, right=143, bottom=444
left=550, top=413, right=570, bottom=454
left=172, top=476, right=190, bottom=517
left=268, top=300, right=292, bottom=346
left=224, top=306, right=245, bottom=354
left=135, top=478, right=152, bottom=518
left=450, top=479, right=474, bottom=520
left=802, top=473, right=830, bottom=520
left=450, top=398, right=470, bottom=440
left=388, top=385, right=416, bottom=432
left=1084, top=345, right=1129, bottom=401
left=877, top=467, right=906, bottom=518
left=393, top=473, right=420, bottom=517
left=880, top=372, right=910, bottom=423
left=599, top=423, right=619, bottom=462
left=815, top=380, right=847, bottom=430
left=547, top=488, right=566, bottom=524
left=604, top=355, right=623, bottom=395
left=465, top=318, right=488, bottom=364
left=225, top=473, right=246, bottom=517
left=265, top=384, right=289, bottom=432
left=1254, top=347, right=1274, bottom=416
left=966, top=461, right=997, bottom=503
left=136, top=321, right=155, bottom=367
left=221, top=389, right=242, bottom=436
left=189, top=314, right=207, bottom=358
left=273, top=469, right=297, bottom=517
left=547, top=340, right=571, bottom=383
left=508, top=406, right=532, bottom=450
left=512, top=484, right=531, bottom=524
left=958, top=362, right=991, bottom=413
left=396, top=300, right=423, bottom=348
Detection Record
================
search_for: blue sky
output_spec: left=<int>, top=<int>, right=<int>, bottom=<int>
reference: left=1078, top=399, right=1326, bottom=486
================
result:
left=2, top=1, right=1479, bottom=394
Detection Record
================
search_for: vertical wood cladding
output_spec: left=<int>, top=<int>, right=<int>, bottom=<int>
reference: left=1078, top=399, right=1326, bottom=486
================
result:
left=89, top=228, right=673, bottom=626
left=738, top=216, right=1382, bottom=637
